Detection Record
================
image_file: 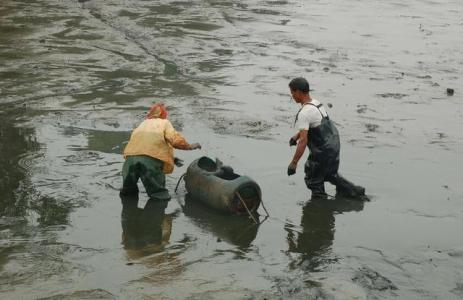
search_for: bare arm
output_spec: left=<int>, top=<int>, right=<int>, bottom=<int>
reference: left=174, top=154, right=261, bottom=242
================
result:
left=291, top=130, right=308, bottom=165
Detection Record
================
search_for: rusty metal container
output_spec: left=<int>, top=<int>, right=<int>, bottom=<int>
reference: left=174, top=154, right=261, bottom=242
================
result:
left=183, top=156, right=261, bottom=215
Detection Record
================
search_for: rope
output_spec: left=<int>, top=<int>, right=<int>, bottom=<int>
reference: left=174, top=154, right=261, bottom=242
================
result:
left=235, top=191, right=258, bottom=225
left=259, top=196, right=270, bottom=217
left=174, top=173, right=186, bottom=194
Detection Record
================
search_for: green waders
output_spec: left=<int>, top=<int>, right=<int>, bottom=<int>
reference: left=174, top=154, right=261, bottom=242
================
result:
left=121, top=156, right=171, bottom=201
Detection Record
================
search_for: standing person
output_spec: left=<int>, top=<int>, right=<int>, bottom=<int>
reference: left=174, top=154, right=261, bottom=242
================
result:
left=121, top=103, right=201, bottom=200
left=287, top=78, right=366, bottom=200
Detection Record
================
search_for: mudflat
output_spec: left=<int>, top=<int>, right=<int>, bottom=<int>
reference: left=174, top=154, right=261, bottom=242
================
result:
left=1, top=0, right=462, bottom=299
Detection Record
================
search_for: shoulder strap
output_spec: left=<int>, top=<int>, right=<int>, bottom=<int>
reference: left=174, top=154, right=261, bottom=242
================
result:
left=307, top=102, right=327, bottom=118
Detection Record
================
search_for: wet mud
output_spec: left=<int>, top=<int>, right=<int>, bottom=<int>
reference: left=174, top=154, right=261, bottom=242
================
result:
left=1, top=0, right=463, bottom=299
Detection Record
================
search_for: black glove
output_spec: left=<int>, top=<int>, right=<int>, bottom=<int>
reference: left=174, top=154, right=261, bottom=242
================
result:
left=287, top=162, right=297, bottom=176
left=289, top=137, right=297, bottom=146
left=174, top=157, right=184, bottom=167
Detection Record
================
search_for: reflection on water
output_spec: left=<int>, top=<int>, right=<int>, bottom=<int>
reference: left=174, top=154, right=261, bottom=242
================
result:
left=120, top=195, right=184, bottom=284
left=121, top=195, right=172, bottom=254
left=286, top=197, right=364, bottom=270
left=0, top=109, right=39, bottom=218
left=183, top=194, right=259, bottom=248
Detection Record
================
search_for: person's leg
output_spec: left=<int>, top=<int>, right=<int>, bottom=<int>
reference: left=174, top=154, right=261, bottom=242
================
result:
left=121, top=156, right=140, bottom=195
left=327, top=171, right=365, bottom=198
left=138, top=156, right=171, bottom=201
left=304, top=158, right=327, bottom=199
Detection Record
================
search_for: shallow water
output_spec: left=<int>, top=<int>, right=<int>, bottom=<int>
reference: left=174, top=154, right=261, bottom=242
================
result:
left=1, top=0, right=463, bottom=299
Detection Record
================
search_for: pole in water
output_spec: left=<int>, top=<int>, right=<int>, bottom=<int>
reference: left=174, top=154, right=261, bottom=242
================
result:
left=236, top=191, right=259, bottom=224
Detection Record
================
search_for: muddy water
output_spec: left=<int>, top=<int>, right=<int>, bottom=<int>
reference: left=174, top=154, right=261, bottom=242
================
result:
left=1, top=0, right=463, bottom=299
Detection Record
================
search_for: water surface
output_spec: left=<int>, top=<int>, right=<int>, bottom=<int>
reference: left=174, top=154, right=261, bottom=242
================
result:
left=1, top=0, right=463, bottom=299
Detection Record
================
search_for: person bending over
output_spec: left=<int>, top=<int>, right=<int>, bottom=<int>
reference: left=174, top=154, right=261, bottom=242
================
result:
left=121, top=103, right=201, bottom=200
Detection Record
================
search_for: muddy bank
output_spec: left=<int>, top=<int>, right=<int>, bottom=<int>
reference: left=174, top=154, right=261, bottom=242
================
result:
left=1, top=0, right=463, bottom=299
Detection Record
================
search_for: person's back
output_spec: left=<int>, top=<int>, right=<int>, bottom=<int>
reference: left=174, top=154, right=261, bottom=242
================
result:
left=121, top=103, right=201, bottom=200
left=124, top=118, right=176, bottom=174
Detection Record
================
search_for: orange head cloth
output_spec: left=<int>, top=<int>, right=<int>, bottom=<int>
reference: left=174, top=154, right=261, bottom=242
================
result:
left=146, top=103, right=168, bottom=119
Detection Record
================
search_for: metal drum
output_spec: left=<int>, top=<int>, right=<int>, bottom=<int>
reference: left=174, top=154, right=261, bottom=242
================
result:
left=184, top=156, right=261, bottom=215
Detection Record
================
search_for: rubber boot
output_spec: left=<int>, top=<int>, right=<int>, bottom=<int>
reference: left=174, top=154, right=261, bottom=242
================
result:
left=310, top=185, right=328, bottom=200
left=329, top=174, right=365, bottom=198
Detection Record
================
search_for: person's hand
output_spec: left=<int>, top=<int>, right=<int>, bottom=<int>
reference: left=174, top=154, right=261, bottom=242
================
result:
left=287, top=161, right=297, bottom=176
left=289, top=137, right=297, bottom=146
left=189, top=143, right=201, bottom=150
left=174, top=157, right=184, bottom=167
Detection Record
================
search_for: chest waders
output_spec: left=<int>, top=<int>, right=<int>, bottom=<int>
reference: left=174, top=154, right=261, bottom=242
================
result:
left=301, top=103, right=365, bottom=199
left=121, top=156, right=171, bottom=201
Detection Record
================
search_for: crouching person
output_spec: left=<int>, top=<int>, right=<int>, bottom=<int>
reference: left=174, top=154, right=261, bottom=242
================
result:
left=121, top=103, right=201, bottom=200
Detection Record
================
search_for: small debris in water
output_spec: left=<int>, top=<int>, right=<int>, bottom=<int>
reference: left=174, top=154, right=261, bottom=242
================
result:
left=126, top=262, right=134, bottom=265
left=357, top=104, right=368, bottom=114
left=446, top=88, right=454, bottom=96
left=365, top=123, right=379, bottom=132
left=327, top=103, right=333, bottom=108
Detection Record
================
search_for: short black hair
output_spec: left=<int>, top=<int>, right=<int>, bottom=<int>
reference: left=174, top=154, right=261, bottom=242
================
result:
left=289, top=77, right=311, bottom=93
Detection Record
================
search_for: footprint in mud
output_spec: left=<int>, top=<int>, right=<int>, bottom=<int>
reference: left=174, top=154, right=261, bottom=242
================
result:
left=352, top=266, right=398, bottom=292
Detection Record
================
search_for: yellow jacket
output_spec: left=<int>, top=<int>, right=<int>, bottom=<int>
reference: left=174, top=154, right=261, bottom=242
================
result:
left=123, top=119, right=190, bottom=174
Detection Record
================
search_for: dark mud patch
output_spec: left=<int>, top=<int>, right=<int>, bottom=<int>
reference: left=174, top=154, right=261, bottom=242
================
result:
left=146, top=4, right=184, bottom=15
left=451, top=283, right=463, bottom=297
left=266, top=0, right=290, bottom=5
left=38, top=289, right=115, bottom=300
left=356, top=104, right=376, bottom=114
left=250, top=8, right=283, bottom=16
left=267, top=275, right=366, bottom=300
left=165, top=21, right=223, bottom=32
left=30, top=196, right=75, bottom=226
left=364, top=123, right=379, bottom=133
left=118, top=9, right=141, bottom=19
left=406, top=209, right=456, bottom=219
left=0, top=241, right=98, bottom=291
left=427, top=131, right=454, bottom=150
left=197, top=58, right=231, bottom=72
left=63, top=151, right=102, bottom=164
left=447, top=248, right=463, bottom=258
left=213, top=48, right=234, bottom=56
left=352, top=266, right=398, bottom=292
left=376, top=93, right=409, bottom=100
left=211, top=117, right=274, bottom=139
